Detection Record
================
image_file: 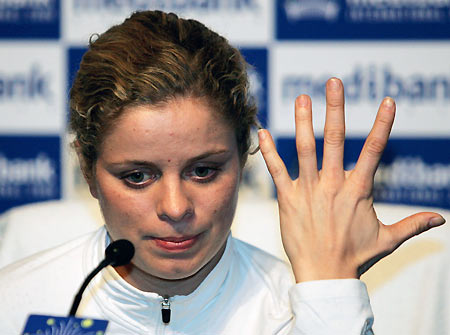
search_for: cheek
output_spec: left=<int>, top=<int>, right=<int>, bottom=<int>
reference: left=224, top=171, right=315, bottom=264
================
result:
left=97, top=185, right=123, bottom=214
left=96, top=182, right=148, bottom=229
left=204, top=174, right=240, bottom=226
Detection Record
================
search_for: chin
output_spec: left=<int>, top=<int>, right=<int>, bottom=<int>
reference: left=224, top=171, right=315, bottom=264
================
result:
left=154, top=259, right=208, bottom=280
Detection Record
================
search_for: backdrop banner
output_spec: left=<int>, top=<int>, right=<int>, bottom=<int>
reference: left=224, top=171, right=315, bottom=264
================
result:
left=0, top=0, right=449, bottom=213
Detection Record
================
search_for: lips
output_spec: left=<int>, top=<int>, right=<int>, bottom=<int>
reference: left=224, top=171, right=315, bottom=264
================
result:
left=152, top=234, right=200, bottom=252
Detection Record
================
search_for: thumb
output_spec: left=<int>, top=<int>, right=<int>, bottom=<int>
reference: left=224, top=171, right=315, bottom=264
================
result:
left=384, top=212, right=446, bottom=250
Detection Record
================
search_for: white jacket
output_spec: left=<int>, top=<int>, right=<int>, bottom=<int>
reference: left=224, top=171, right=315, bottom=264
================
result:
left=0, top=226, right=373, bottom=334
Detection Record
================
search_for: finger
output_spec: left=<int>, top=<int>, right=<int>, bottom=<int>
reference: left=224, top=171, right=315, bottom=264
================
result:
left=352, top=97, right=395, bottom=192
left=258, top=129, right=292, bottom=192
left=322, top=78, right=345, bottom=180
left=381, top=212, right=446, bottom=252
left=295, top=95, right=319, bottom=184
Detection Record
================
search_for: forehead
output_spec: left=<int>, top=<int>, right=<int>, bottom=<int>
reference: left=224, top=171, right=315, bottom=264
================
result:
left=98, top=97, right=236, bottom=162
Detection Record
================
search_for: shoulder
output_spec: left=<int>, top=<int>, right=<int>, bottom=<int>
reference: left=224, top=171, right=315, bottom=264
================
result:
left=0, top=199, right=102, bottom=267
left=0, top=227, right=105, bottom=297
left=0, top=226, right=104, bottom=280
left=0, top=227, right=106, bottom=332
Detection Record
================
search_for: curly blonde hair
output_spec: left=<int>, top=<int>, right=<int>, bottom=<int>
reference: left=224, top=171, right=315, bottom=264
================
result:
left=69, top=10, right=259, bottom=178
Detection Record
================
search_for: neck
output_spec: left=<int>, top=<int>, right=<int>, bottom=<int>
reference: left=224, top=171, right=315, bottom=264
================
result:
left=115, top=241, right=227, bottom=297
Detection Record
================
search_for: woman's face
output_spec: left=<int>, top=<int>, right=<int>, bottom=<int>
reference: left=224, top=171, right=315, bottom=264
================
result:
left=88, top=96, right=241, bottom=284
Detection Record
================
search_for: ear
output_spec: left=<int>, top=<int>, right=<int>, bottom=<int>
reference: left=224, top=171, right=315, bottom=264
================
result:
left=86, top=175, right=99, bottom=200
left=74, top=140, right=99, bottom=199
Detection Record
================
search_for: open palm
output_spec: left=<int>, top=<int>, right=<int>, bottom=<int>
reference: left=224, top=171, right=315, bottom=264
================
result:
left=258, top=78, right=446, bottom=283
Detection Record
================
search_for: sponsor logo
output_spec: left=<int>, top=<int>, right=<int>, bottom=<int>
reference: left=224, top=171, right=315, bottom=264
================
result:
left=72, top=0, right=259, bottom=12
left=0, top=153, right=57, bottom=199
left=347, top=157, right=450, bottom=207
left=0, top=64, right=51, bottom=102
left=346, top=0, right=450, bottom=23
left=0, top=136, right=61, bottom=213
left=283, top=0, right=450, bottom=23
left=284, top=0, right=340, bottom=21
left=66, top=0, right=267, bottom=45
left=375, top=157, right=450, bottom=189
left=277, top=137, right=450, bottom=209
left=346, top=157, right=450, bottom=190
left=282, top=65, right=450, bottom=104
left=0, top=0, right=57, bottom=23
left=278, top=0, right=450, bottom=38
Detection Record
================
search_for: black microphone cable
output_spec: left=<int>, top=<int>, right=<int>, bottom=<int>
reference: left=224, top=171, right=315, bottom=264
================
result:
left=68, top=239, right=135, bottom=317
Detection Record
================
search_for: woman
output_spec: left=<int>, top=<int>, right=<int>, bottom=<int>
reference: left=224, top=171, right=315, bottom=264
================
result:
left=0, top=10, right=445, bottom=334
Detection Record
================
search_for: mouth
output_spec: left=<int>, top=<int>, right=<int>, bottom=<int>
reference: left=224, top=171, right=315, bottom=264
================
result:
left=151, top=234, right=201, bottom=252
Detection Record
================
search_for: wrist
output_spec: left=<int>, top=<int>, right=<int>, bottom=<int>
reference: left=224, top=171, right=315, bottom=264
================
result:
left=291, top=260, right=360, bottom=283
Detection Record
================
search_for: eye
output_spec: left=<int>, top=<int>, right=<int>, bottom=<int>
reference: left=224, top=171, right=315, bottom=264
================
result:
left=187, top=166, right=219, bottom=183
left=194, top=167, right=211, bottom=178
left=121, top=171, right=156, bottom=188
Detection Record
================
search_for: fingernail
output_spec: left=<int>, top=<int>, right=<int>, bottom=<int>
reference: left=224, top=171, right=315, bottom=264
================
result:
left=429, top=216, right=446, bottom=227
left=328, top=78, right=340, bottom=91
left=383, top=97, right=395, bottom=109
left=297, top=95, right=308, bottom=107
left=258, top=129, right=267, bottom=141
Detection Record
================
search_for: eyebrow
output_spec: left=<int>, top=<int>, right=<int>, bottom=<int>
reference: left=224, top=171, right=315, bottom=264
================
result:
left=109, top=149, right=230, bottom=167
left=186, top=149, right=230, bottom=164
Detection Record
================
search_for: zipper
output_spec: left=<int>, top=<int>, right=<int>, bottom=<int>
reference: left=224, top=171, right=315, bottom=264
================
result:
left=161, top=296, right=171, bottom=324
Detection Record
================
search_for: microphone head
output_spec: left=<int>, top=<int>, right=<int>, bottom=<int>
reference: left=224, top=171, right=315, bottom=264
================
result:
left=105, top=239, right=135, bottom=267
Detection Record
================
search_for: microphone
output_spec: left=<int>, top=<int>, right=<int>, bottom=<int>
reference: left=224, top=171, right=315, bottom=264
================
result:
left=21, top=239, right=134, bottom=334
left=68, top=239, right=135, bottom=316
left=104, top=239, right=135, bottom=267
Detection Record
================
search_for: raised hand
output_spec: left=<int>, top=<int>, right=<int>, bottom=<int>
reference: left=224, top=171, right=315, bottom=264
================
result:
left=258, top=78, right=446, bottom=283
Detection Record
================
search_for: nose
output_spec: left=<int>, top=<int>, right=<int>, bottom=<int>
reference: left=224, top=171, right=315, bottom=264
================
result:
left=156, top=176, right=194, bottom=223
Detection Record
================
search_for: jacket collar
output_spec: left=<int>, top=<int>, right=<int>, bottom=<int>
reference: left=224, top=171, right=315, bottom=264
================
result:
left=84, top=226, right=234, bottom=331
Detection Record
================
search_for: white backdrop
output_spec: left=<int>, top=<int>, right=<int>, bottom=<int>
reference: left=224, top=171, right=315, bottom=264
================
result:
left=0, top=0, right=449, bottom=213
